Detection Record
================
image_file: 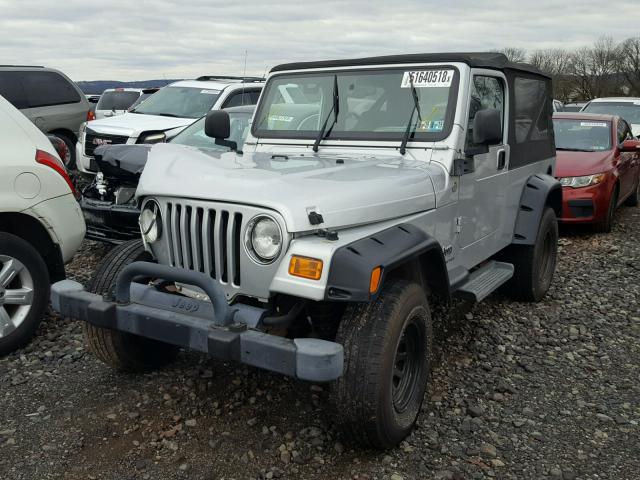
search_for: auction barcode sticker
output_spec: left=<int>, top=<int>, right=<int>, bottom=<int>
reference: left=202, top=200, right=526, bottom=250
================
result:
left=401, top=70, right=454, bottom=88
left=580, top=122, right=608, bottom=127
left=201, top=89, right=220, bottom=94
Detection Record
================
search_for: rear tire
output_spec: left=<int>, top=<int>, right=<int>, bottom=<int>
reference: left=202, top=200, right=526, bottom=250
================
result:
left=0, top=233, right=50, bottom=356
left=330, top=279, right=432, bottom=449
left=52, top=132, right=76, bottom=170
left=83, top=239, right=178, bottom=372
left=498, top=207, right=558, bottom=302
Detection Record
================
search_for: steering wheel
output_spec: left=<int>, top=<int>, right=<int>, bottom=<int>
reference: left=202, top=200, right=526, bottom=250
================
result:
left=297, top=114, right=320, bottom=131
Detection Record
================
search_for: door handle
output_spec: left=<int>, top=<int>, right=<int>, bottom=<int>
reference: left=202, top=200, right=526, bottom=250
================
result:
left=497, top=149, right=506, bottom=170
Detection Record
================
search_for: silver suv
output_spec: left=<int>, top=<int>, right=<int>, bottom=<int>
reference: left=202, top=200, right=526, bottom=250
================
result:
left=0, top=65, right=91, bottom=168
left=51, top=53, right=561, bottom=449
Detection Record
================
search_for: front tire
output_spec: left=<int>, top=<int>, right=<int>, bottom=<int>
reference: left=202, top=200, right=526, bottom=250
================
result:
left=624, top=180, right=639, bottom=207
left=499, top=207, right=558, bottom=302
left=83, top=239, right=178, bottom=372
left=596, top=187, right=618, bottom=233
left=0, top=233, right=50, bottom=356
left=331, top=280, right=432, bottom=449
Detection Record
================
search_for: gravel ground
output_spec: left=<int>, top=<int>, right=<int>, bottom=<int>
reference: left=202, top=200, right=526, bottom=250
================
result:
left=1, top=206, right=638, bottom=480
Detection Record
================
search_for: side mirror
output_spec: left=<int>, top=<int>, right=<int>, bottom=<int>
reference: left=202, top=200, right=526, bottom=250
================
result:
left=619, top=139, right=640, bottom=152
left=205, top=110, right=237, bottom=151
left=473, top=109, right=503, bottom=146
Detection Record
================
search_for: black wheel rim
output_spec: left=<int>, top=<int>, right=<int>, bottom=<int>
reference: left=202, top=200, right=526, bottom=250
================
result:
left=392, top=318, right=424, bottom=413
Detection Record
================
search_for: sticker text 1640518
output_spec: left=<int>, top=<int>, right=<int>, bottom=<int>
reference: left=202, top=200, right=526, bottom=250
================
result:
left=401, top=70, right=454, bottom=88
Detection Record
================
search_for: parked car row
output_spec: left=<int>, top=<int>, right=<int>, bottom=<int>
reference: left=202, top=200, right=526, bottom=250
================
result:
left=1, top=52, right=639, bottom=451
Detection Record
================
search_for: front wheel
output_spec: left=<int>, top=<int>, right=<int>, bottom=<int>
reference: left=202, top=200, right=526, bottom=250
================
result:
left=84, top=239, right=178, bottom=372
left=330, top=279, right=432, bottom=449
left=596, top=187, right=618, bottom=233
left=498, top=207, right=558, bottom=302
left=624, top=180, right=639, bottom=207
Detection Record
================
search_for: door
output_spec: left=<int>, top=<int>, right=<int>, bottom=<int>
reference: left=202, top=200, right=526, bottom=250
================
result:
left=458, top=72, right=509, bottom=249
left=616, top=119, right=635, bottom=200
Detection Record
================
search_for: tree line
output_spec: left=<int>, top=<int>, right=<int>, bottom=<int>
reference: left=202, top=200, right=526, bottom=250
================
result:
left=497, top=36, right=640, bottom=102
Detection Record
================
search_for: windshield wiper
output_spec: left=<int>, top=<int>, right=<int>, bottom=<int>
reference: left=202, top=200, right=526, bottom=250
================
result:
left=312, top=75, right=339, bottom=153
left=399, top=76, right=423, bottom=155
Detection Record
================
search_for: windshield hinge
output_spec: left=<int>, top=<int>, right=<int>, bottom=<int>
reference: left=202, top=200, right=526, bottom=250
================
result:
left=452, top=156, right=475, bottom=176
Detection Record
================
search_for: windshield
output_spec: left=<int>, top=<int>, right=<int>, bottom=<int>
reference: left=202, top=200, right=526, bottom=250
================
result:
left=131, top=86, right=221, bottom=118
left=253, top=67, right=459, bottom=142
left=553, top=118, right=612, bottom=151
left=96, top=91, right=140, bottom=111
left=170, top=111, right=252, bottom=151
left=582, top=102, right=640, bottom=124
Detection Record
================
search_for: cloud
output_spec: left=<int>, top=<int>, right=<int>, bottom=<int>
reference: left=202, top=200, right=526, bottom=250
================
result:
left=0, top=0, right=638, bottom=81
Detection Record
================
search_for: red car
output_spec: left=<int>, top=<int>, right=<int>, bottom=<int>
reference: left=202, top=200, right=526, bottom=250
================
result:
left=553, top=112, right=640, bottom=232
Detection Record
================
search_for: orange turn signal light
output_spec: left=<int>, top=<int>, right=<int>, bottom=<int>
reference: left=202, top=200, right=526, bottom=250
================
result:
left=289, top=256, right=323, bottom=280
left=369, top=266, right=382, bottom=294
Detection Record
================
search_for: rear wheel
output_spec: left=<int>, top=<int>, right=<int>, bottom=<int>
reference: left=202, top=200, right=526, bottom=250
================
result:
left=52, top=132, right=76, bottom=170
left=331, top=280, right=432, bottom=448
left=498, top=207, right=558, bottom=302
left=83, top=239, right=178, bottom=371
left=0, top=233, right=50, bottom=356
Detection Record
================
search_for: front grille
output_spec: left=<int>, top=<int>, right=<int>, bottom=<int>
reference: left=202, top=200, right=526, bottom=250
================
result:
left=84, top=129, right=129, bottom=156
left=165, top=201, right=244, bottom=287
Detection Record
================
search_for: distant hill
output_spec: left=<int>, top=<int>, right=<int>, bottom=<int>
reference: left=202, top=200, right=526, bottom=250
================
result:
left=77, top=79, right=182, bottom=94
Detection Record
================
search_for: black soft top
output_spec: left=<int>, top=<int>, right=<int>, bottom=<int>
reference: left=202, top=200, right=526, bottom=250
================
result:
left=271, top=52, right=547, bottom=78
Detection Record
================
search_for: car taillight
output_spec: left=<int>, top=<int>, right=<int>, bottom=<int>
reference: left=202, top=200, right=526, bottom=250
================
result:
left=35, top=149, right=77, bottom=196
left=87, top=109, right=95, bottom=121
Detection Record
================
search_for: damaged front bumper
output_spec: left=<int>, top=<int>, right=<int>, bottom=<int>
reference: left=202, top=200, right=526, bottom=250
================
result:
left=50, top=262, right=343, bottom=382
left=81, top=197, right=140, bottom=243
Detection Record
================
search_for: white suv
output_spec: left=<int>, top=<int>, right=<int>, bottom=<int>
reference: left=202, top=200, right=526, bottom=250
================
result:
left=76, top=76, right=264, bottom=173
left=0, top=95, right=85, bottom=355
left=581, top=97, right=640, bottom=137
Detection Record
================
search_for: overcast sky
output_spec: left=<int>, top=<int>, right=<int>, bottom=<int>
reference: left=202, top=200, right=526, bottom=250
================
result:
left=1, top=0, right=639, bottom=81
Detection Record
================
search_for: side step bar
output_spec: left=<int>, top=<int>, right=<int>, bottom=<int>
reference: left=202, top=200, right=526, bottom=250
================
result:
left=456, top=261, right=514, bottom=302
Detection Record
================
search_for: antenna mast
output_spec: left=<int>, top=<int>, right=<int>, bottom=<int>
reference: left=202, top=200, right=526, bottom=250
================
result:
left=241, top=50, right=248, bottom=105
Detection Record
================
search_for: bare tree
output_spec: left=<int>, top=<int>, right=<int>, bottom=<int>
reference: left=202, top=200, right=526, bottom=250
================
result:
left=568, top=37, right=622, bottom=100
left=496, top=47, right=528, bottom=63
left=618, top=36, right=640, bottom=96
left=529, top=49, right=574, bottom=101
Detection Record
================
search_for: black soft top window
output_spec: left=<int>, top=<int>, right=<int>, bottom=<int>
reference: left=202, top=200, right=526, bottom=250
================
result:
left=507, top=72, right=555, bottom=169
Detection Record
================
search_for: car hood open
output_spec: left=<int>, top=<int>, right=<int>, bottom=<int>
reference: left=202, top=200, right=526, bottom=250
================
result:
left=137, top=144, right=437, bottom=232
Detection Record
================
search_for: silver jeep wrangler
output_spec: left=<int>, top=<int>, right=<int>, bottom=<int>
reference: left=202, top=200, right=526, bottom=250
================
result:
left=52, top=53, right=561, bottom=449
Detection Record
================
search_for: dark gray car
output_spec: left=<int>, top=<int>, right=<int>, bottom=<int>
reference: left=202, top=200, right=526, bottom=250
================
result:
left=0, top=65, right=90, bottom=168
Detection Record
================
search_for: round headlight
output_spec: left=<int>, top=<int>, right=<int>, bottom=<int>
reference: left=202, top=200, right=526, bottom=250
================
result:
left=245, top=215, right=282, bottom=264
left=140, top=200, right=162, bottom=244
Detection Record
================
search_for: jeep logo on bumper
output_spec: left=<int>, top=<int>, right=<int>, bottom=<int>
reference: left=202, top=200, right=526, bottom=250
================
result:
left=172, top=297, right=200, bottom=313
left=92, top=138, right=112, bottom=146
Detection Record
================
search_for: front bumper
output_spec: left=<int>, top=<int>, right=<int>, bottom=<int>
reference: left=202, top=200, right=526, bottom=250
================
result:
left=80, top=197, right=140, bottom=243
left=559, top=183, right=612, bottom=224
left=50, top=261, right=343, bottom=382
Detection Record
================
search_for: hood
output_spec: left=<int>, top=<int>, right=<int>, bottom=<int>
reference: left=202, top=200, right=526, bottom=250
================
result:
left=93, top=144, right=152, bottom=179
left=137, top=144, right=437, bottom=232
left=86, top=113, right=195, bottom=138
left=555, top=149, right=613, bottom=178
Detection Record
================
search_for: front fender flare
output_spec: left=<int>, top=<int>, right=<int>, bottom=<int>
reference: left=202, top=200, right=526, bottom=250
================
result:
left=512, top=174, right=562, bottom=245
left=325, top=223, right=449, bottom=302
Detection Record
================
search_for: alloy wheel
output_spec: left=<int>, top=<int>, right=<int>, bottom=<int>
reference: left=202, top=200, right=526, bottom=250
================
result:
left=0, top=255, right=35, bottom=338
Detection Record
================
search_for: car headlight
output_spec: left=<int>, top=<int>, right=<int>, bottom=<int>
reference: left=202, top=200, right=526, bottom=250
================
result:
left=244, top=215, right=282, bottom=264
left=138, top=132, right=166, bottom=144
left=559, top=173, right=607, bottom=188
left=139, top=200, right=162, bottom=244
